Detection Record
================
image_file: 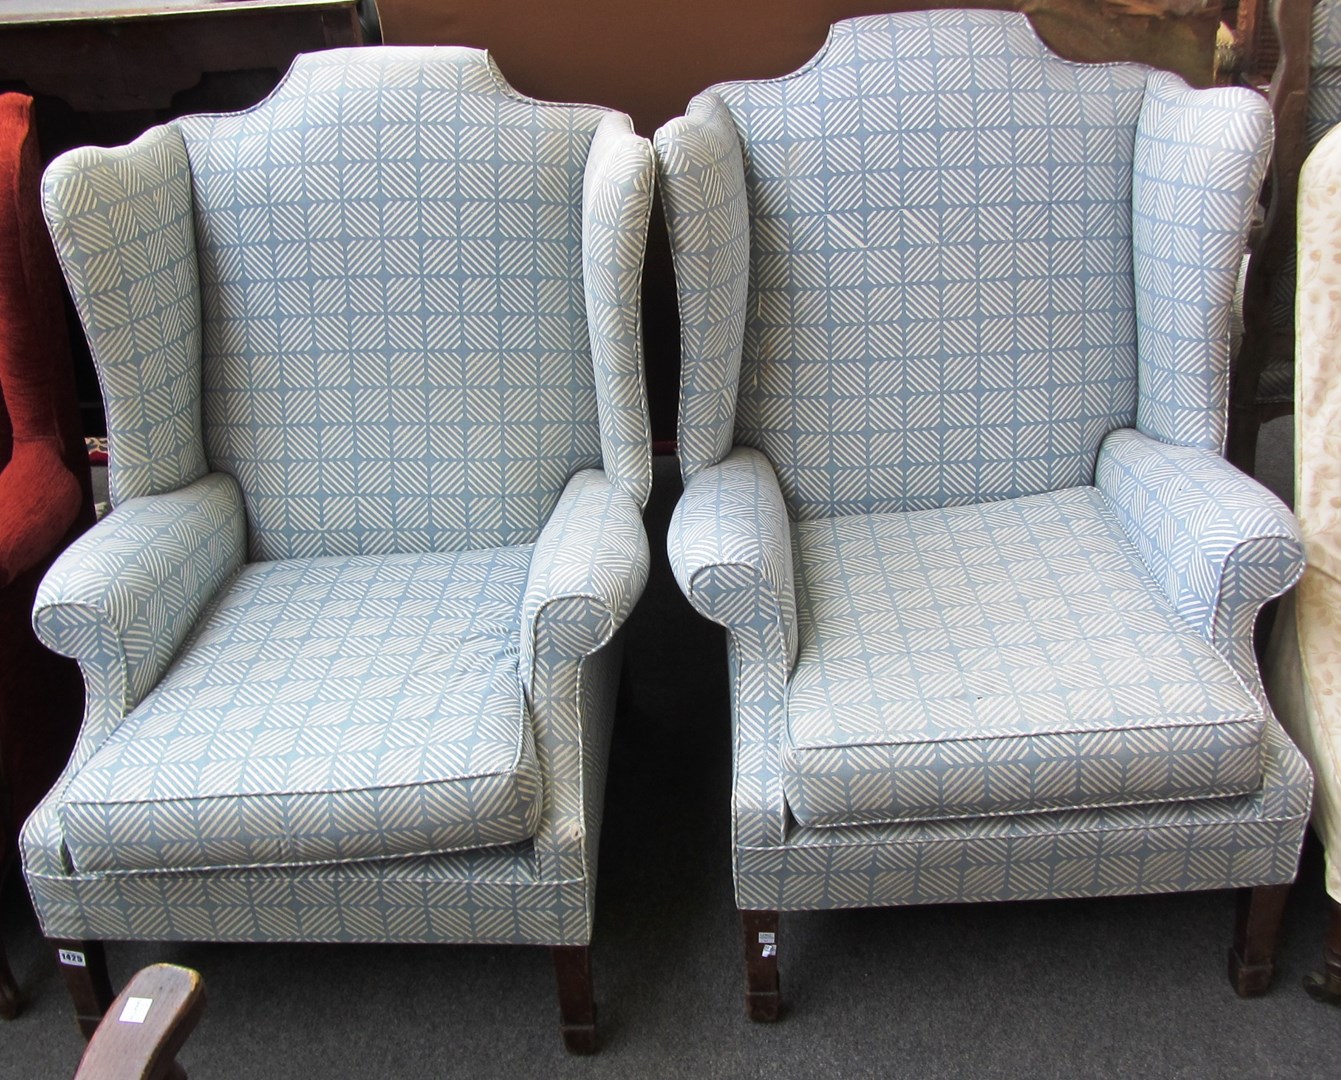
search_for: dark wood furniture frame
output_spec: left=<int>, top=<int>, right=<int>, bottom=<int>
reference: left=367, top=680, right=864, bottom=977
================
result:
left=54, top=939, right=599, bottom=1054
left=1228, top=0, right=1315, bottom=472
left=743, top=885, right=1294, bottom=1024
left=73, top=963, right=205, bottom=1080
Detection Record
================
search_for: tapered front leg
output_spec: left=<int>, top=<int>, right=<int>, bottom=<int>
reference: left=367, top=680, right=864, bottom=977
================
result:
left=1228, top=885, right=1291, bottom=997
left=52, top=939, right=114, bottom=1039
left=551, top=945, right=597, bottom=1054
left=741, top=909, right=780, bottom=1021
left=1304, top=897, right=1341, bottom=1005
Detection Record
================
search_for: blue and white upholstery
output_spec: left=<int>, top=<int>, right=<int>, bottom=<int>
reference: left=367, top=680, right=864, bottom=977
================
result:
left=25, top=47, right=654, bottom=957
left=657, top=11, right=1310, bottom=927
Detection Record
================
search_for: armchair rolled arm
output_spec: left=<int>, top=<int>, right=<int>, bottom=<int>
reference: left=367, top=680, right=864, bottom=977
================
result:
left=668, top=447, right=798, bottom=674
left=1096, top=428, right=1303, bottom=693
left=33, top=472, right=246, bottom=756
left=520, top=469, right=649, bottom=689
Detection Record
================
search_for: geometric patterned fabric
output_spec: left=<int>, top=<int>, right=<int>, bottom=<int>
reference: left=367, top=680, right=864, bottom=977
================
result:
left=19, top=641, right=624, bottom=946
left=1130, top=70, right=1270, bottom=452
left=745, top=715, right=1312, bottom=910
left=658, top=11, right=1308, bottom=913
left=785, top=488, right=1266, bottom=828
left=43, top=47, right=654, bottom=560
left=58, top=545, right=540, bottom=874
left=662, top=11, right=1269, bottom=512
left=27, top=49, right=655, bottom=948
left=39, top=123, right=207, bottom=507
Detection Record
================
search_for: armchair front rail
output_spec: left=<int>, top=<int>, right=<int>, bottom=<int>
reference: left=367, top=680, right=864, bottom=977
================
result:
left=24, top=46, right=655, bottom=1054
left=656, top=9, right=1312, bottom=1018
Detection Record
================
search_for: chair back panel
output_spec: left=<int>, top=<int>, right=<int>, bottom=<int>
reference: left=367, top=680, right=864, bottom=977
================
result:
left=710, top=11, right=1146, bottom=518
left=179, top=47, right=610, bottom=560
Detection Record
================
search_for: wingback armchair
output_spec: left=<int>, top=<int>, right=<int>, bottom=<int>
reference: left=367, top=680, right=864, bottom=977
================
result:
left=26, top=47, right=654, bottom=1053
left=1265, top=119, right=1341, bottom=1007
left=655, top=10, right=1312, bottom=1019
left=0, top=91, right=95, bottom=1018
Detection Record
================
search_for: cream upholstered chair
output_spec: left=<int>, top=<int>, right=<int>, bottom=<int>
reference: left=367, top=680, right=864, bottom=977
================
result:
left=656, top=9, right=1313, bottom=1018
left=26, top=46, right=654, bottom=1053
left=1265, top=120, right=1341, bottom=1007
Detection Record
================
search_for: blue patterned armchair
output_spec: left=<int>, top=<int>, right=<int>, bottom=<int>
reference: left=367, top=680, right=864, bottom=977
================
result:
left=26, top=47, right=654, bottom=1053
left=655, top=10, right=1313, bottom=1018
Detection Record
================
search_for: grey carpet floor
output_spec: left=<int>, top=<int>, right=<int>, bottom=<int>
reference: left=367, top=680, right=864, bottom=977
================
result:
left=4, top=420, right=1339, bottom=1079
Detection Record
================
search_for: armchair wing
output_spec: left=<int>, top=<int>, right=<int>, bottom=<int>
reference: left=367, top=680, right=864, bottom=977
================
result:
left=583, top=114, right=655, bottom=509
left=39, top=125, right=206, bottom=506
left=653, top=94, right=749, bottom=481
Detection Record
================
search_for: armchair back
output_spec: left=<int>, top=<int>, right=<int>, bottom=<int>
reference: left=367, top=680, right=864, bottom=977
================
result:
left=43, top=47, right=651, bottom=561
left=662, top=12, right=1269, bottom=518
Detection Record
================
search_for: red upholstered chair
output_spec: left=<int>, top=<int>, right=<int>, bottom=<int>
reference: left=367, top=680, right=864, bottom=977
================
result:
left=0, top=91, right=94, bottom=1017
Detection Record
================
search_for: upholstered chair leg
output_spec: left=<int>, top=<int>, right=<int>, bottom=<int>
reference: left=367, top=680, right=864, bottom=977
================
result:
left=741, top=910, right=781, bottom=1021
left=551, top=945, right=597, bottom=1054
left=1304, top=897, right=1341, bottom=1005
left=1228, top=884, right=1291, bottom=996
left=52, top=939, right=114, bottom=1039
left=0, top=938, right=19, bottom=1019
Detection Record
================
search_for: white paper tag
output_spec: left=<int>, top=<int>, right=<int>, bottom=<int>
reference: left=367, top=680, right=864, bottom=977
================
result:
left=58, top=949, right=86, bottom=968
left=762, top=944, right=777, bottom=958
left=119, top=997, right=152, bottom=1024
left=757, top=932, right=775, bottom=944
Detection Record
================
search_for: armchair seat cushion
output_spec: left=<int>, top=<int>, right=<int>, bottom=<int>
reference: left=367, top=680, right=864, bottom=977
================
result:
left=782, top=488, right=1267, bottom=828
left=58, top=545, right=543, bottom=874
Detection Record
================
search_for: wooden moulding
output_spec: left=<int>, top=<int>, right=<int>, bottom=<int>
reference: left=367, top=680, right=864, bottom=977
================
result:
left=74, top=963, right=205, bottom=1080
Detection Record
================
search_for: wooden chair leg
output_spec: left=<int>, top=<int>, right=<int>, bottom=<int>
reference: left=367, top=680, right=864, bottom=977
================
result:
left=1304, top=897, right=1341, bottom=1005
left=551, top=945, right=597, bottom=1054
left=1228, top=884, right=1290, bottom=997
left=741, top=909, right=780, bottom=1021
left=0, top=936, right=20, bottom=1019
left=52, top=938, right=115, bottom=1039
